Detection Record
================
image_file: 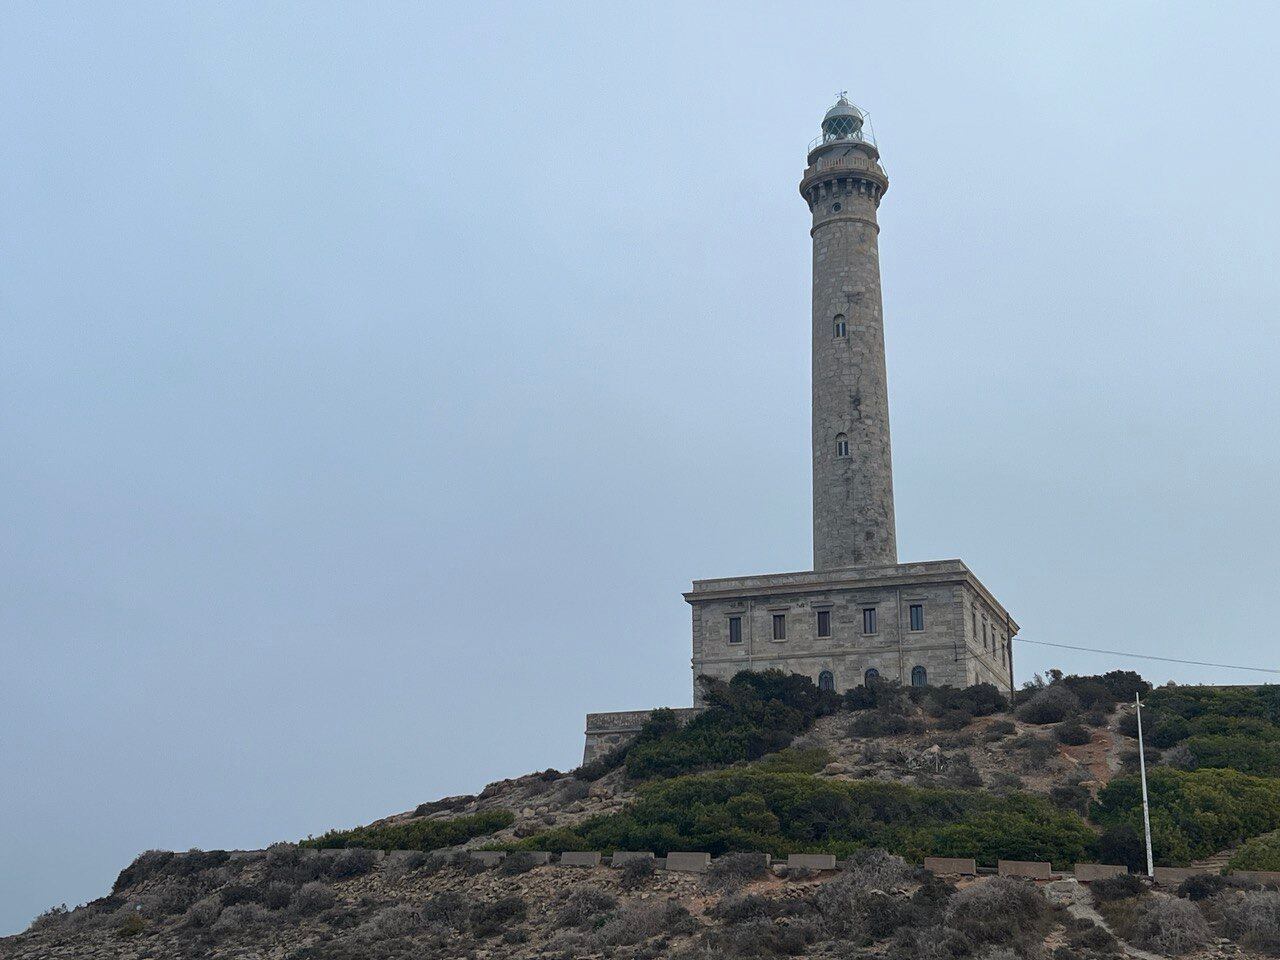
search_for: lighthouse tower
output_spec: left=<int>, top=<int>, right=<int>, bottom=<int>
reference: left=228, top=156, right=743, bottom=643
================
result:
left=801, top=96, right=897, bottom=570
left=583, top=96, right=1021, bottom=762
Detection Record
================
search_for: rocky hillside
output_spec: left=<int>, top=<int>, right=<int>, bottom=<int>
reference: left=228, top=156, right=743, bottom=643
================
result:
left=7, top=671, right=1280, bottom=959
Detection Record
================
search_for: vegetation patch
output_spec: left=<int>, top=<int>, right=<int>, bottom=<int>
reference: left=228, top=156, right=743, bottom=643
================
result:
left=513, top=768, right=1095, bottom=867
left=1231, top=830, right=1280, bottom=872
left=622, top=670, right=842, bottom=780
left=301, top=808, right=514, bottom=851
left=1092, top=766, right=1280, bottom=865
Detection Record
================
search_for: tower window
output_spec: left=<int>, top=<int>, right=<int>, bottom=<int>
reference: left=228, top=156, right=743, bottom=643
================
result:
left=816, top=610, right=831, bottom=637
left=818, top=670, right=835, bottom=692
left=728, top=616, right=742, bottom=644
left=835, top=433, right=850, bottom=458
left=830, top=202, right=841, bottom=213
left=833, top=314, right=847, bottom=338
left=864, top=668, right=880, bottom=685
left=862, top=607, right=877, bottom=635
left=911, top=665, right=928, bottom=687
left=909, top=603, right=924, bottom=632
left=772, top=614, right=787, bottom=641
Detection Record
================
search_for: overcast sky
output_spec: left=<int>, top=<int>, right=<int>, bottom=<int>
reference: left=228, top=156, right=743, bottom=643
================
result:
left=3, top=1, right=1279, bottom=936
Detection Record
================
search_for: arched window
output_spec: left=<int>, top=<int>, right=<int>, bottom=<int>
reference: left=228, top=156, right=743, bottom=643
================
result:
left=864, top=668, right=880, bottom=686
left=911, top=665, right=927, bottom=687
left=833, top=314, right=847, bottom=338
left=835, top=433, right=850, bottom=457
left=818, top=670, right=835, bottom=692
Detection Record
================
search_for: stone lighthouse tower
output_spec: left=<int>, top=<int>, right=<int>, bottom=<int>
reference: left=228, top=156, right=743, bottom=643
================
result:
left=583, top=96, right=1022, bottom=762
left=801, top=96, right=896, bottom=570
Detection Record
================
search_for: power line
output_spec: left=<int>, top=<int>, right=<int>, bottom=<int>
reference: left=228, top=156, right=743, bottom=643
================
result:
left=1014, top=637, right=1280, bottom=675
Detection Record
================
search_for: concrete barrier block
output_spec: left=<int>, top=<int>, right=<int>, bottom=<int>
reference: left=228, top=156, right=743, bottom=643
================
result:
left=611, top=851, right=655, bottom=866
left=560, top=851, right=602, bottom=867
left=1074, top=863, right=1128, bottom=882
left=1154, top=866, right=1213, bottom=885
left=665, top=852, right=711, bottom=873
left=924, top=857, right=978, bottom=876
left=998, top=860, right=1052, bottom=880
left=509, top=851, right=552, bottom=865
left=1232, top=870, right=1280, bottom=884
left=469, top=851, right=506, bottom=866
left=786, top=853, right=837, bottom=871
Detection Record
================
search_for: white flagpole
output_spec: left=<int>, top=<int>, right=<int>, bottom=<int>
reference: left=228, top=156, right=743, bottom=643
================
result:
left=1135, top=692, right=1155, bottom=878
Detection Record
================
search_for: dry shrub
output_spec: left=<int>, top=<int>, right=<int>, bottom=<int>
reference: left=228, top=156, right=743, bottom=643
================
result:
left=810, top=848, right=917, bottom=931
left=555, top=885, right=618, bottom=928
left=470, top=895, right=526, bottom=938
left=619, top=856, right=657, bottom=889
left=356, top=904, right=420, bottom=941
left=260, top=881, right=295, bottom=910
left=211, top=902, right=268, bottom=934
left=703, top=917, right=817, bottom=956
left=595, top=901, right=696, bottom=946
left=184, top=896, right=222, bottom=929
left=710, top=893, right=783, bottom=925
left=944, top=877, right=1053, bottom=951
left=288, top=881, right=335, bottom=916
left=326, top=848, right=378, bottom=879
left=26, top=905, right=70, bottom=933
left=1215, top=890, right=1280, bottom=955
left=888, top=924, right=971, bottom=960
left=1122, top=895, right=1210, bottom=955
left=1090, top=872, right=1146, bottom=904
left=497, top=851, right=542, bottom=876
left=705, top=852, right=771, bottom=890
left=421, top=890, right=471, bottom=930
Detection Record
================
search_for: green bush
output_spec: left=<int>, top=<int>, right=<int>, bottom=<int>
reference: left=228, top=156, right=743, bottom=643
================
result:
left=301, top=808, right=514, bottom=851
left=1055, top=720, right=1092, bottom=746
left=1092, top=767, right=1280, bottom=865
left=1181, top=736, right=1280, bottom=778
left=1132, top=686, right=1280, bottom=778
left=1096, top=824, right=1148, bottom=873
left=512, top=768, right=1096, bottom=868
left=1017, top=685, right=1080, bottom=724
left=922, top=683, right=1009, bottom=722
left=623, top=670, right=842, bottom=780
left=1230, top=830, right=1280, bottom=871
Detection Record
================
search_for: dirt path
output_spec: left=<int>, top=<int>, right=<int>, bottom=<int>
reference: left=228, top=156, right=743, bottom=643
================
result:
left=1044, top=879, right=1163, bottom=960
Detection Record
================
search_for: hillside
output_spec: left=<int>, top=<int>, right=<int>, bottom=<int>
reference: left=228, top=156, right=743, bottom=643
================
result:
left=6, top=671, right=1280, bottom=959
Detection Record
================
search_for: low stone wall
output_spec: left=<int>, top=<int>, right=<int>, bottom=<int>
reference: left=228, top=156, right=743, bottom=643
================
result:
left=1232, top=869, right=1280, bottom=884
left=924, top=857, right=977, bottom=876
left=611, top=851, right=655, bottom=865
left=998, top=860, right=1053, bottom=880
left=1153, top=866, right=1214, bottom=885
left=149, top=847, right=1179, bottom=882
left=665, top=852, right=711, bottom=873
left=1074, top=863, right=1128, bottom=882
left=582, top=707, right=704, bottom=765
left=786, top=853, right=837, bottom=870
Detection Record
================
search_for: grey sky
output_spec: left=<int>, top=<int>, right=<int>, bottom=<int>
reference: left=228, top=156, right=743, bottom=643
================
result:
left=3, top=1, right=1279, bottom=936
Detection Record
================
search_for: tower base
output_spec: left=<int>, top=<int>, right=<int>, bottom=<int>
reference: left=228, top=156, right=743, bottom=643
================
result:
left=685, top=559, right=1016, bottom=700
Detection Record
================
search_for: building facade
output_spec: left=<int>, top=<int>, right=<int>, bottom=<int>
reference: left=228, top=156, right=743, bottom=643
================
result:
left=584, top=97, right=1017, bottom=761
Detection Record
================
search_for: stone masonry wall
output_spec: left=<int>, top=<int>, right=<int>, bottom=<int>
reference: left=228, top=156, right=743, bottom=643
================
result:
left=808, top=153, right=897, bottom=570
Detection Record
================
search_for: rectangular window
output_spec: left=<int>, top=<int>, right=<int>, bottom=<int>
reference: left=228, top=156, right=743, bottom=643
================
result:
left=772, top=613, right=787, bottom=640
left=862, top=607, right=877, bottom=635
left=816, top=609, right=831, bottom=637
left=909, top=603, right=924, bottom=632
left=728, top=616, right=742, bottom=644
left=982, top=619, right=988, bottom=650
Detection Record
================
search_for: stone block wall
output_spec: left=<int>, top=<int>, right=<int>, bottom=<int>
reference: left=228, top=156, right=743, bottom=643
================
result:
left=582, top=707, right=703, bottom=765
left=685, top=560, right=1015, bottom=700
